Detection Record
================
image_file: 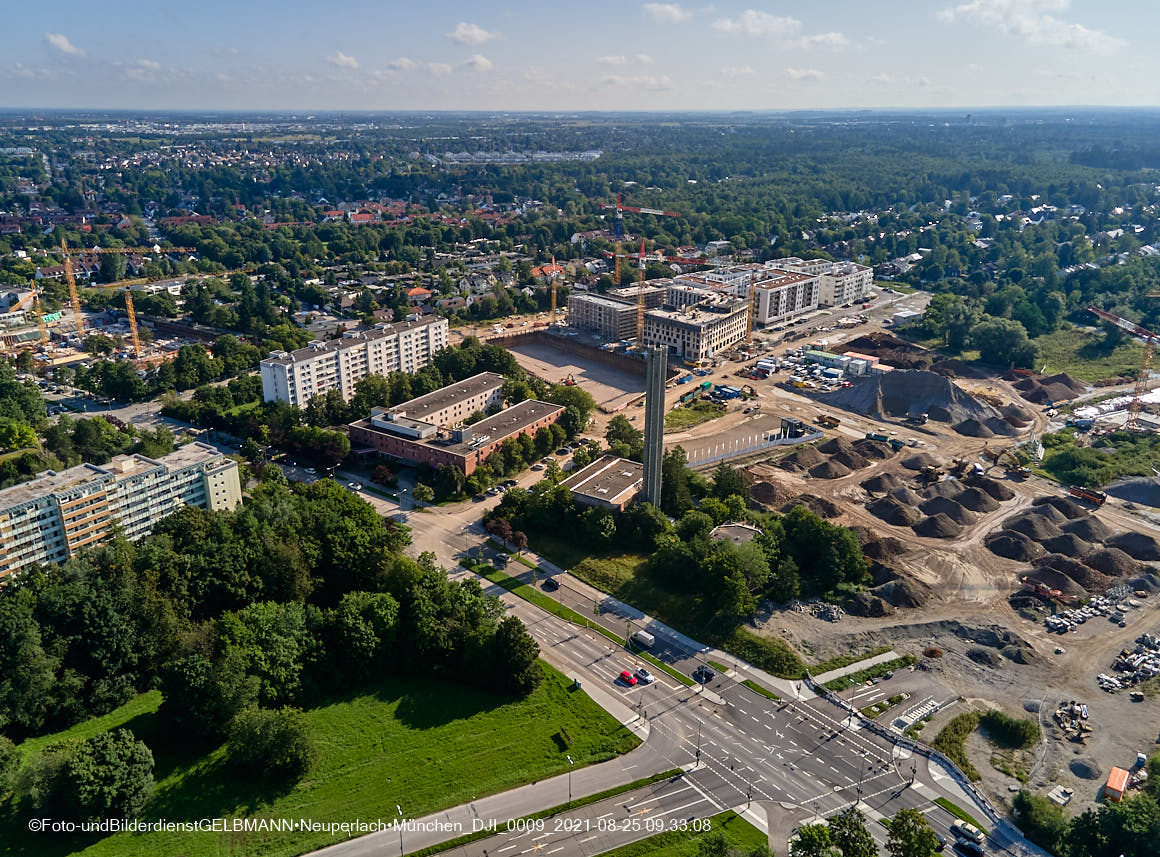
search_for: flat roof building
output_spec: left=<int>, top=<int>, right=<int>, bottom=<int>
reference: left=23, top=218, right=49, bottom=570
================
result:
left=754, top=269, right=821, bottom=326
left=642, top=297, right=748, bottom=362
left=606, top=284, right=668, bottom=309
left=562, top=455, right=643, bottom=512
left=260, top=316, right=449, bottom=406
left=0, top=442, right=241, bottom=580
left=566, top=293, right=638, bottom=341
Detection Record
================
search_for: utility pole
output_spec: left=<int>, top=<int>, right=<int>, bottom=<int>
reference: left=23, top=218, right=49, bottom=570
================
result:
left=566, top=755, right=574, bottom=803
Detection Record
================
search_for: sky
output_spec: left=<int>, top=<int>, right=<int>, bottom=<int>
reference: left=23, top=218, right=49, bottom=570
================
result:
left=1, top=1, right=1153, bottom=111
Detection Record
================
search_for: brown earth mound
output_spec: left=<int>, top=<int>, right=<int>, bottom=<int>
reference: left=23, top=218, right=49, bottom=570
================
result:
left=818, top=437, right=858, bottom=455
left=868, top=497, right=924, bottom=527
left=1004, top=512, right=1064, bottom=540
left=972, top=475, right=1016, bottom=501
left=901, top=452, right=939, bottom=470
left=1035, top=553, right=1110, bottom=592
left=1016, top=373, right=1085, bottom=405
left=1084, top=547, right=1140, bottom=577
left=863, top=536, right=908, bottom=561
left=889, top=486, right=925, bottom=505
left=923, top=480, right=964, bottom=500
left=1002, top=402, right=1036, bottom=426
left=749, top=480, right=792, bottom=508
left=1107, top=532, right=1160, bottom=561
left=781, top=494, right=843, bottom=519
left=1028, top=502, right=1070, bottom=525
left=1021, top=567, right=1088, bottom=599
left=985, top=531, right=1046, bottom=561
left=957, top=486, right=1001, bottom=513
left=919, top=496, right=978, bottom=525
left=954, top=418, right=995, bottom=438
left=1033, top=496, right=1089, bottom=520
left=845, top=592, right=894, bottom=617
left=1042, top=533, right=1094, bottom=559
left=913, top=514, right=963, bottom=539
left=832, top=450, right=871, bottom=470
left=861, top=472, right=903, bottom=494
left=873, top=578, right=934, bottom=608
left=967, top=647, right=1004, bottom=667
left=1062, top=516, right=1113, bottom=543
left=853, top=438, right=895, bottom=460
left=779, top=446, right=826, bottom=472
left=809, top=459, right=853, bottom=479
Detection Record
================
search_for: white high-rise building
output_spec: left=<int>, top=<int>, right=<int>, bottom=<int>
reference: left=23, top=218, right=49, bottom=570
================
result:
left=767, top=258, right=873, bottom=306
left=753, top=269, right=821, bottom=325
left=260, top=317, right=449, bottom=406
left=0, top=443, right=241, bottom=580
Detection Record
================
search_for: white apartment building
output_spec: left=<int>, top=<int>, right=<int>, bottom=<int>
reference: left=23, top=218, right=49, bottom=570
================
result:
left=0, top=443, right=241, bottom=579
left=766, top=256, right=833, bottom=277
left=642, top=297, right=748, bottom=362
left=260, top=316, right=449, bottom=405
left=767, top=258, right=873, bottom=306
left=566, top=293, right=639, bottom=341
left=754, top=269, right=821, bottom=325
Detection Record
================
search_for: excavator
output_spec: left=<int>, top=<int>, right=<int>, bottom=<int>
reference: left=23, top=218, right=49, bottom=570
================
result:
left=981, top=444, right=1032, bottom=478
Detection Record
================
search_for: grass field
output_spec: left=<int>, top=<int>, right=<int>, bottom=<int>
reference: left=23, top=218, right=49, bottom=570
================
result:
left=1033, top=328, right=1142, bottom=382
left=665, top=401, right=726, bottom=432
left=596, top=811, right=767, bottom=857
left=2, top=666, right=638, bottom=857
left=821, top=656, right=917, bottom=691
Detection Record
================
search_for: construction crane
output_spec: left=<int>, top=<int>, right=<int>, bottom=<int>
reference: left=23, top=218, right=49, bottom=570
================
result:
left=59, top=242, right=194, bottom=359
left=600, top=194, right=681, bottom=287
left=1088, top=306, right=1160, bottom=430
left=635, top=239, right=647, bottom=343
left=29, top=282, right=48, bottom=346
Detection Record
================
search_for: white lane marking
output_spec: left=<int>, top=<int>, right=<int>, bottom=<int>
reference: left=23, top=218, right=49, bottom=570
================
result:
left=663, top=798, right=714, bottom=817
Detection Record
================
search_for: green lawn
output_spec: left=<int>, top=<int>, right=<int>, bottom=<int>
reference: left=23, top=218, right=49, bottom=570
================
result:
left=821, top=656, right=917, bottom=691
left=596, top=811, right=767, bottom=857
left=15, top=690, right=162, bottom=762
left=1032, top=328, right=1143, bottom=382
left=2, top=666, right=639, bottom=857
left=665, top=401, right=726, bottom=432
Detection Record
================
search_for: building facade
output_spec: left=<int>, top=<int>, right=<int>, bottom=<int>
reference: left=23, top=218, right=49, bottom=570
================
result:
left=818, top=262, right=874, bottom=306
left=259, top=316, right=449, bottom=405
left=563, top=454, right=643, bottom=512
left=754, top=269, right=821, bottom=325
left=642, top=298, right=748, bottom=362
left=565, top=293, right=638, bottom=341
left=0, top=442, right=241, bottom=579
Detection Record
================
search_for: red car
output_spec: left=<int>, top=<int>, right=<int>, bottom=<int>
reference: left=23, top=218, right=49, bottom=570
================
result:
left=619, top=670, right=638, bottom=686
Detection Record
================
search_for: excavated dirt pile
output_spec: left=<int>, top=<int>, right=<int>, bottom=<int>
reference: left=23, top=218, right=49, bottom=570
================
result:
left=953, top=418, right=995, bottom=438
left=1107, top=532, right=1160, bottom=561
left=1105, top=476, right=1160, bottom=508
left=1004, top=511, right=1064, bottom=540
left=957, top=486, right=1001, bottom=513
left=1033, top=495, right=1088, bottom=520
left=1035, top=553, right=1110, bottom=592
left=923, top=480, right=963, bottom=500
left=821, top=369, right=1018, bottom=436
left=901, top=452, right=939, bottom=470
left=810, top=460, right=852, bottom=479
left=1015, top=373, right=1086, bottom=405
left=873, top=577, right=934, bottom=608
left=913, top=514, right=963, bottom=539
left=868, top=497, right=923, bottom=527
left=779, top=446, right=826, bottom=473
left=1042, top=533, right=1094, bottom=559
left=853, top=438, right=895, bottom=460
left=919, top=496, right=977, bottom=525
left=861, top=472, right=903, bottom=494
left=973, top=475, right=1016, bottom=501
left=781, top=494, right=843, bottom=519
left=985, top=531, right=1046, bottom=561
left=1002, top=402, right=1036, bottom=427
left=1084, top=547, right=1140, bottom=577
left=1021, top=566, right=1089, bottom=599
left=849, top=525, right=909, bottom=561
left=889, top=485, right=925, bottom=505
left=1062, top=516, right=1113, bottom=543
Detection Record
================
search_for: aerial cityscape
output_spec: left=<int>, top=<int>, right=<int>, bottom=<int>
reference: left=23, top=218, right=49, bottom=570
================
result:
left=1, top=3, right=1159, bottom=857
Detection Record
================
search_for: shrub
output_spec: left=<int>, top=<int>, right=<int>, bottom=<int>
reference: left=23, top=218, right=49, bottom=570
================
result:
left=980, top=710, right=1040, bottom=749
left=932, top=712, right=981, bottom=780
left=227, top=707, right=317, bottom=782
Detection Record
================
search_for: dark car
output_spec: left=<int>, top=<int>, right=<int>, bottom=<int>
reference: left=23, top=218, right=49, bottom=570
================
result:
left=693, top=666, right=716, bottom=683
left=542, top=578, right=560, bottom=591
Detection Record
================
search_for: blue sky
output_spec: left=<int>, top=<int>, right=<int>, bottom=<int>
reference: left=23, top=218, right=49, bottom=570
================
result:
left=1, top=1, right=1151, bottom=110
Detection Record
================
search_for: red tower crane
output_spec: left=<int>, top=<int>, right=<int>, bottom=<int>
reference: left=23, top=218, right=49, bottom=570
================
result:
left=1088, top=306, right=1160, bottom=430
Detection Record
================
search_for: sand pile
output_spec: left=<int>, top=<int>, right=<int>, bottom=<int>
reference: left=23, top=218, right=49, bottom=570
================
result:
left=954, top=418, right=995, bottom=438
left=809, top=460, right=852, bottom=479
left=985, top=531, right=1046, bottom=561
left=864, top=536, right=908, bottom=561
left=913, top=514, right=963, bottom=539
left=1062, top=516, right=1112, bottom=543
left=889, top=485, right=925, bottom=505
left=901, top=452, right=939, bottom=470
left=1022, top=567, right=1088, bottom=599
left=957, top=486, right=1001, bottom=513
left=1033, top=496, right=1088, bottom=520
left=822, top=369, right=1017, bottom=434
left=853, top=438, right=895, bottom=460
left=1028, top=502, right=1069, bottom=525
left=861, top=472, right=903, bottom=494
left=868, top=497, right=923, bottom=527
left=1002, top=402, right=1036, bottom=427
left=1042, top=533, right=1094, bottom=559
left=818, top=437, right=856, bottom=455
left=779, top=446, right=826, bottom=473
left=873, top=578, right=934, bottom=608
left=781, top=494, right=843, bottom=518
left=919, top=496, right=978, bottom=525
left=1084, top=547, right=1140, bottom=577
left=832, top=450, right=871, bottom=470
left=1036, top=554, right=1110, bottom=592
left=1070, top=759, right=1102, bottom=781
left=972, top=475, right=1016, bottom=501
left=1107, top=532, right=1160, bottom=561
left=749, top=480, right=791, bottom=508
left=968, top=647, right=1004, bottom=667
left=1004, top=512, right=1064, bottom=540
left=1016, top=373, right=1086, bottom=405
left=923, top=480, right=963, bottom=500
left=1105, top=476, right=1160, bottom=508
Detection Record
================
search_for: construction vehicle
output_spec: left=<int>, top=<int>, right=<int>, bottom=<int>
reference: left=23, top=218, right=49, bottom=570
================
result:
left=817, top=414, right=841, bottom=429
left=887, top=438, right=907, bottom=450
left=950, top=457, right=970, bottom=477
left=562, top=374, right=577, bottom=386
left=740, top=384, right=757, bottom=400
left=1021, top=579, right=1078, bottom=603
left=918, top=465, right=944, bottom=482
left=1068, top=486, right=1108, bottom=507
left=865, top=432, right=890, bottom=443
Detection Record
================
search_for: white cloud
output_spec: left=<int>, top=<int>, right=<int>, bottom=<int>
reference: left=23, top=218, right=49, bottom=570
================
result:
left=460, top=54, right=494, bottom=73
left=636, top=53, right=655, bottom=64
left=596, top=55, right=628, bottom=65
left=713, top=10, right=800, bottom=36
left=426, top=62, right=453, bottom=77
left=939, top=0, right=1125, bottom=53
left=387, top=57, right=418, bottom=71
left=601, top=73, right=674, bottom=90
left=867, top=73, right=894, bottom=84
left=328, top=51, right=359, bottom=69
left=446, top=22, right=501, bottom=45
left=784, top=67, right=825, bottom=82
left=45, top=33, right=83, bottom=56
left=137, top=59, right=161, bottom=71
left=797, top=32, right=849, bottom=50
left=642, top=3, right=692, bottom=23
left=721, top=65, right=756, bottom=78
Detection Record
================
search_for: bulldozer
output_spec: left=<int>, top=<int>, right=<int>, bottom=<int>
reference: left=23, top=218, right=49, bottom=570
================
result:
left=918, top=464, right=944, bottom=482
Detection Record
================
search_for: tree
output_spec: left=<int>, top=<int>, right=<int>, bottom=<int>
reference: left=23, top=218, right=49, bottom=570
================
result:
left=606, top=414, right=644, bottom=460
left=490, top=615, right=542, bottom=695
left=158, top=652, right=259, bottom=743
left=886, top=808, right=941, bottom=857
left=711, top=463, right=747, bottom=500
left=0, top=417, right=36, bottom=452
left=969, top=316, right=1038, bottom=368
left=790, top=823, right=837, bottom=857
left=1011, top=791, right=1068, bottom=855
left=0, top=735, right=18, bottom=797
left=660, top=446, right=693, bottom=517
left=227, top=707, right=318, bottom=782
left=99, top=252, right=126, bottom=283
left=56, top=729, right=155, bottom=820
left=14, top=349, right=34, bottom=373
left=510, top=530, right=528, bottom=553
left=829, top=807, right=877, bottom=857
left=413, top=482, right=435, bottom=504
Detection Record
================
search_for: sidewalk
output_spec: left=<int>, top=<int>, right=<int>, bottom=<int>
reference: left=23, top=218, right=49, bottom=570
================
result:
left=812, top=650, right=900, bottom=685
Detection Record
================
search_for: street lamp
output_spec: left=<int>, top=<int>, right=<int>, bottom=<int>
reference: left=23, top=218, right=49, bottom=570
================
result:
left=396, top=804, right=403, bottom=855
left=566, top=754, right=574, bottom=803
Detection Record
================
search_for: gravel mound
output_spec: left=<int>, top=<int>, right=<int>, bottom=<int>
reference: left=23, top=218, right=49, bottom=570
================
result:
left=1128, top=571, right=1160, bottom=594
left=957, top=486, right=1001, bottom=513
left=889, top=486, right=925, bottom=505
left=749, top=480, right=792, bottom=508
left=845, top=592, right=894, bottom=617
left=1105, top=476, right=1160, bottom=508
left=1032, top=496, right=1088, bottom=520
left=1016, top=373, right=1086, bottom=405
left=1108, top=532, right=1160, bottom=561
left=832, top=450, right=871, bottom=470
left=923, top=479, right=964, bottom=500
left=863, top=536, right=908, bottom=561
left=967, top=647, right=1003, bottom=667
left=913, top=514, right=963, bottom=539
left=1062, top=516, right=1113, bottom=543
left=809, top=459, right=852, bottom=479
left=781, top=494, right=843, bottom=519
left=1084, top=548, right=1140, bottom=578
left=954, top=418, right=995, bottom=438
left=901, top=452, right=939, bottom=470
left=1002, top=402, right=1036, bottom=427
left=779, top=446, right=826, bottom=472
left=1035, top=553, right=1110, bottom=591
left=873, top=578, right=934, bottom=608
left=1028, top=502, right=1070, bottom=525
left=1002, top=644, right=1039, bottom=665
left=1042, top=533, right=1094, bottom=559
left=1022, top=567, right=1089, bottom=598
left=972, top=475, right=1016, bottom=501
left=919, top=496, right=978, bottom=525
left=861, top=472, right=903, bottom=494
left=853, top=438, right=895, bottom=460
left=868, top=497, right=924, bottom=527
left=1004, top=512, right=1064, bottom=540
left=823, top=371, right=1016, bottom=434
left=985, top=531, right=1046, bottom=561
left=819, top=437, right=857, bottom=455
left=1070, top=759, right=1101, bottom=780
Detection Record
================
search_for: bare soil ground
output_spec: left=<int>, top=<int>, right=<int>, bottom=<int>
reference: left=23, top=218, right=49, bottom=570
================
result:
left=507, top=341, right=645, bottom=412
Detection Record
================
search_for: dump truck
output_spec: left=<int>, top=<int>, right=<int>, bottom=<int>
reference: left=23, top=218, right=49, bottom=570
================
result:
left=817, top=414, right=841, bottom=429
left=865, top=432, right=890, bottom=443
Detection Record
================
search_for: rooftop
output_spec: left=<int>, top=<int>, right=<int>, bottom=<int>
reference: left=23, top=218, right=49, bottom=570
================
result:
left=646, top=299, right=747, bottom=327
left=755, top=269, right=818, bottom=289
left=569, top=293, right=638, bottom=311
left=389, top=371, right=505, bottom=422
left=262, top=316, right=445, bottom=365
left=353, top=398, right=564, bottom=456
left=562, top=454, right=643, bottom=505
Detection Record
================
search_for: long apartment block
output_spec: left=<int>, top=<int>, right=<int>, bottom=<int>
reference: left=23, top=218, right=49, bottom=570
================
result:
left=0, top=442, right=241, bottom=579
left=260, top=316, right=449, bottom=406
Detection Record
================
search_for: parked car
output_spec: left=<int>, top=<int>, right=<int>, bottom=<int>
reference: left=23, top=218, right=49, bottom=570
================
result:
left=693, top=666, right=716, bottom=683
left=542, top=578, right=560, bottom=591
left=950, top=820, right=984, bottom=845
left=635, top=668, right=655, bottom=684
left=618, top=670, right=638, bottom=686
